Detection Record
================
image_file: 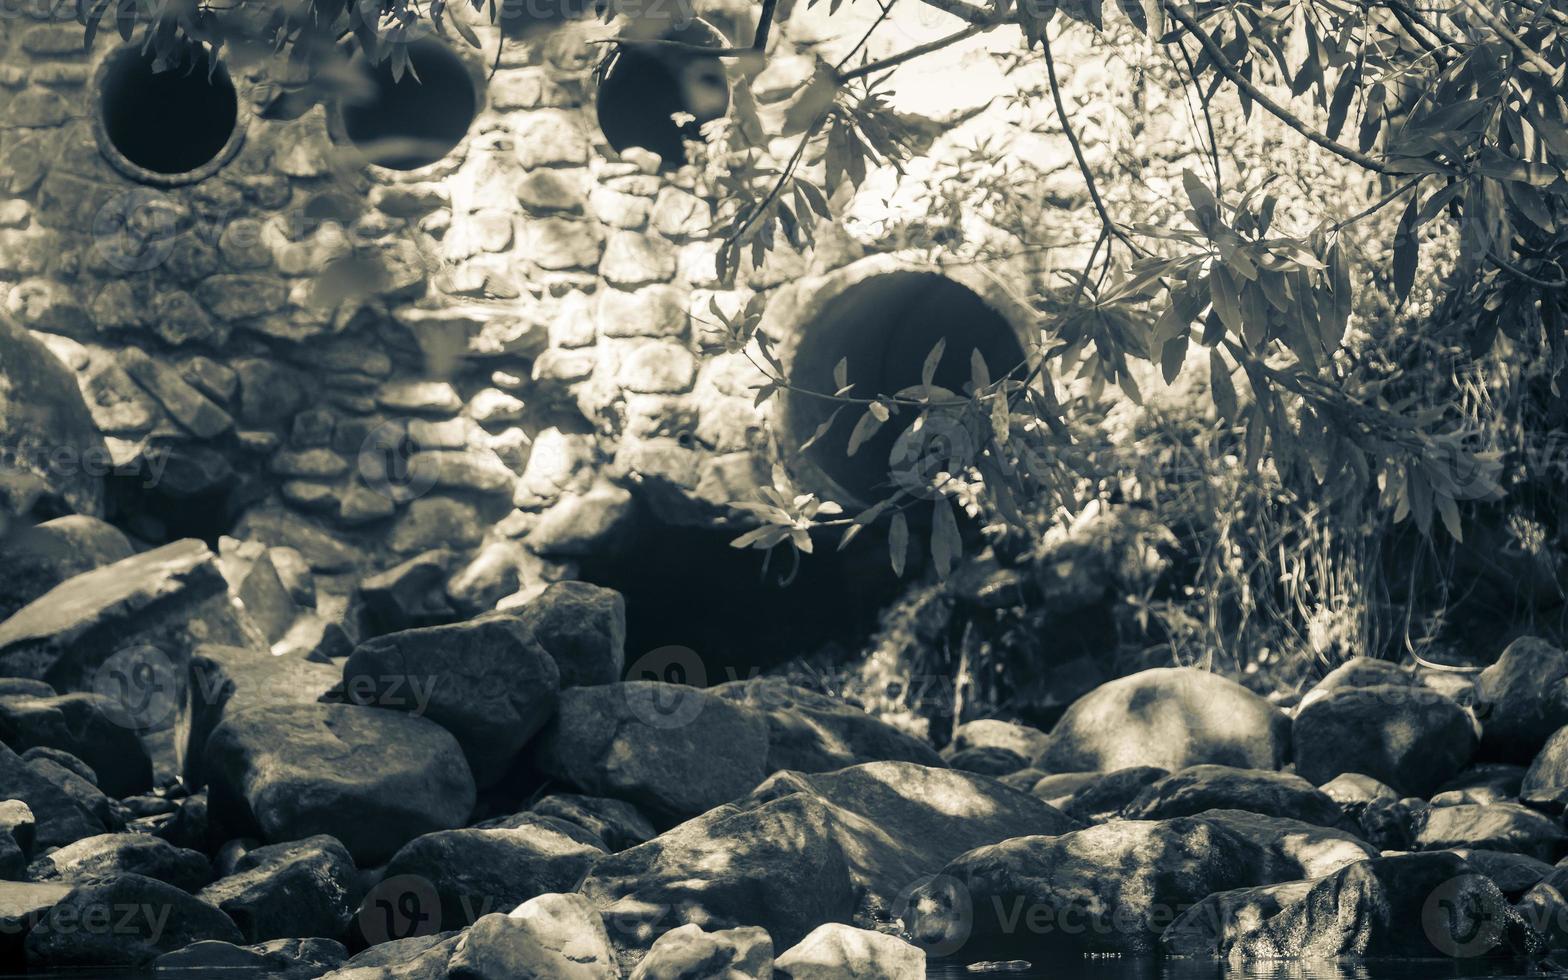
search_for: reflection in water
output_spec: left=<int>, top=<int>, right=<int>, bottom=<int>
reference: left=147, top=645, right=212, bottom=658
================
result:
left=925, top=958, right=1546, bottom=980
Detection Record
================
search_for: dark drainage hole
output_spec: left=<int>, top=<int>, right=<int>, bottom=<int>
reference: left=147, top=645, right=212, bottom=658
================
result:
left=781, top=272, right=1029, bottom=507
left=597, top=23, right=729, bottom=169
left=98, top=44, right=238, bottom=177
left=342, top=39, right=478, bottom=171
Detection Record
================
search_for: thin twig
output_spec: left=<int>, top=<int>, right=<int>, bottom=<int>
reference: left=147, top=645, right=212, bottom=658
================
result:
left=837, top=22, right=987, bottom=81
left=1161, top=0, right=1395, bottom=175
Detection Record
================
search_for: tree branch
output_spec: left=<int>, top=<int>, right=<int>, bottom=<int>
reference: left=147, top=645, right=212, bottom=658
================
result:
left=837, top=22, right=986, bottom=81
left=908, top=0, right=992, bottom=25
left=1161, top=0, right=1396, bottom=175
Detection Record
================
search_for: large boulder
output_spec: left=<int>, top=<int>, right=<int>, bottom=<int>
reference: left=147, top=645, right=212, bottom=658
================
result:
left=367, top=825, right=604, bottom=935
left=1038, top=668, right=1290, bottom=773
left=1293, top=684, right=1477, bottom=797
left=1521, top=724, right=1568, bottom=810
left=0, top=743, right=106, bottom=848
left=0, top=516, right=132, bottom=623
left=204, top=702, right=476, bottom=865
left=1223, top=853, right=1536, bottom=960
left=903, top=817, right=1269, bottom=957
left=445, top=893, right=618, bottom=980
left=1433, top=764, right=1526, bottom=806
left=1120, top=765, right=1344, bottom=826
left=342, top=615, right=559, bottom=786
left=773, top=923, right=924, bottom=979
left=197, top=835, right=356, bottom=943
left=1298, top=656, right=1417, bottom=709
left=511, top=581, right=626, bottom=688
left=946, top=719, right=1051, bottom=764
left=1191, top=809, right=1378, bottom=880
left=0, top=313, right=108, bottom=519
left=532, top=682, right=770, bottom=821
left=1411, top=803, right=1568, bottom=862
left=27, top=833, right=209, bottom=891
left=581, top=792, right=856, bottom=960
left=25, top=873, right=242, bottom=967
left=1160, top=880, right=1315, bottom=958
left=0, top=881, right=73, bottom=966
left=1475, top=636, right=1568, bottom=762
left=527, top=794, right=656, bottom=852
left=1032, top=766, right=1167, bottom=823
left=628, top=923, right=772, bottom=980
left=0, top=690, right=153, bottom=797
left=0, top=539, right=261, bottom=698
left=153, top=937, right=347, bottom=978
left=708, top=678, right=944, bottom=773
left=184, top=644, right=342, bottom=788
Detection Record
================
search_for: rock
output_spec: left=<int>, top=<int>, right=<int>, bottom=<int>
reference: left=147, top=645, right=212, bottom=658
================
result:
left=1522, top=725, right=1568, bottom=810
left=1033, top=766, right=1167, bottom=823
left=774, top=923, right=923, bottom=979
left=0, top=538, right=258, bottom=699
left=528, top=794, right=656, bottom=851
left=204, top=702, right=476, bottom=865
left=1190, top=809, right=1378, bottom=880
left=947, top=720, right=1050, bottom=765
left=445, top=542, right=523, bottom=617
left=0, top=310, right=109, bottom=517
left=28, top=833, right=209, bottom=892
left=370, top=826, right=604, bottom=935
left=628, top=923, right=771, bottom=979
left=184, top=645, right=342, bottom=788
left=1120, top=765, right=1344, bottom=826
left=1432, top=764, right=1526, bottom=806
left=1446, top=848, right=1553, bottom=898
left=511, top=581, right=626, bottom=688
left=945, top=747, right=1026, bottom=776
left=533, top=682, right=770, bottom=821
left=709, top=679, right=944, bottom=774
left=1160, top=880, right=1316, bottom=958
left=25, top=873, right=242, bottom=967
left=154, top=937, right=348, bottom=978
left=349, top=551, right=456, bottom=638
left=118, top=348, right=233, bottom=439
left=1319, top=772, right=1400, bottom=806
left=525, top=484, right=635, bottom=556
left=22, top=748, right=93, bottom=787
left=390, top=498, right=482, bottom=555
left=904, top=817, right=1267, bottom=956
left=0, top=801, right=33, bottom=877
left=445, top=893, right=617, bottom=980
left=333, top=931, right=463, bottom=977
left=343, top=615, right=559, bottom=786
left=197, top=835, right=355, bottom=943
left=1298, top=656, right=1416, bottom=708
left=581, top=791, right=855, bottom=957
left=1293, top=684, right=1477, bottom=797
left=1475, top=636, right=1568, bottom=762
left=0, top=692, right=153, bottom=797
left=0, top=517, right=132, bottom=622
left=1224, top=852, right=1535, bottom=960
left=0, top=743, right=106, bottom=848
left=1038, top=668, right=1290, bottom=773
left=1411, top=803, right=1568, bottom=862
left=0, top=881, right=72, bottom=964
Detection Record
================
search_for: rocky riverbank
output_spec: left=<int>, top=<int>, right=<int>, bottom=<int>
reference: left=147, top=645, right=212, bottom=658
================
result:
left=1, top=518, right=1568, bottom=977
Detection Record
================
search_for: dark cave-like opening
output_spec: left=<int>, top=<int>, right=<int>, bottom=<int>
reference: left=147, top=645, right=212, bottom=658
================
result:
left=575, top=509, right=904, bottom=686
left=98, top=44, right=238, bottom=177
left=341, top=39, right=478, bottom=171
left=781, top=272, right=1030, bottom=507
left=596, top=23, right=730, bottom=169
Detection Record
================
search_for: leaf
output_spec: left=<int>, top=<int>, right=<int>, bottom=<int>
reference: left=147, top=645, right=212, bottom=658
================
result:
left=799, top=407, right=844, bottom=452
left=1435, top=489, right=1463, bottom=542
left=888, top=512, right=909, bottom=576
left=970, top=348, right=990, bottom=391
left=846, top=408, right=884, bottom=456
left=921, top=338, right=946, bottom=388
left=449, top=13, right=481, bottom=48
left=1392, top=194, right=1420, bottom=305
left=1183, top=170, right=1221, bottom=234
left=1019, top=0, right=1059, bottom=49
left=930, top=498, right=961, bottom=579
left=1210, top=263, right=1246, bottom=337
left=833, top=357, right=849, bottom=391
left=782, top=65, right=839, bottom=137
left=1060, top=0, right=1103, bottom=29
left=1161, top=334, right=1187, bottom=385
left=1210, top=348, right=1237, bottom=420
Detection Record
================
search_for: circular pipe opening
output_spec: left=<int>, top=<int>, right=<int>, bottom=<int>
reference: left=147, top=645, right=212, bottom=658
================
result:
left=341, top=39, right=480, bottom=171
left=94, top=43, right=243, bottom=185
left=596, top=21, right=730, bottom=169
left=780, top=272, right=1030, bottom=507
